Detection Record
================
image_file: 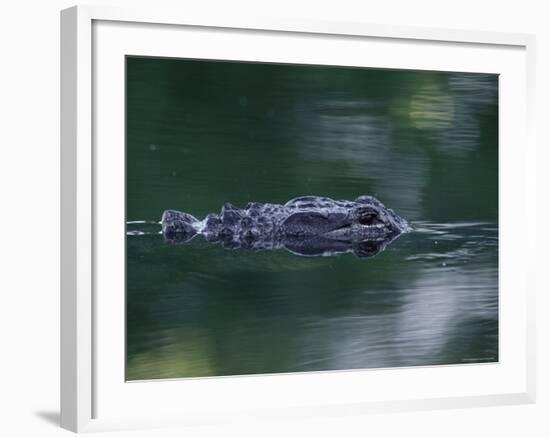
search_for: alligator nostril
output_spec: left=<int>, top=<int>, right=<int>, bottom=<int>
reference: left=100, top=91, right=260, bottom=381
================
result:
left=205, top=214, right=221, bottom=228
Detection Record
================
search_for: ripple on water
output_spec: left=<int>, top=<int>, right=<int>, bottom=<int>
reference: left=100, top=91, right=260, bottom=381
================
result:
left=401, top=221, right=497, bottom=268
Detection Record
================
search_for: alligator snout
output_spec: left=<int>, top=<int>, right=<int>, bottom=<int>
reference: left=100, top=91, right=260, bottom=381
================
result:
left=161, top=210, right=199, bottom=241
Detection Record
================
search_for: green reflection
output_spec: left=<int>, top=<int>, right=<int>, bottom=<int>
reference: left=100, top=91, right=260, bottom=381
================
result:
left=126, top=57, right=498, bottom=380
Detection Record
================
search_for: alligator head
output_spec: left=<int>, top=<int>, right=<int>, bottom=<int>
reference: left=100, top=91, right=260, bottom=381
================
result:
left=160, top=195, right=409, bottom=258
left=280, top=195, right=408, bottom=242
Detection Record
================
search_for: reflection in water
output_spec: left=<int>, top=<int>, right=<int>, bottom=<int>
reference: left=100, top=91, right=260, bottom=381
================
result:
left=294, top=222, right=498, bottom=370
left=125, top=58, right=498, bottom=380
left=128, top=221, right=402, bottom=259
left=126, top=221, right=497, bottom=378
left=296, top=73, right=497, bottom=219
left=169, top=233, right=398, bottom=259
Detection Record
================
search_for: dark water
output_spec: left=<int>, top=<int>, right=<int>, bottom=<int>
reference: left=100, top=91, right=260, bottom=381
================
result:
left=126, top=57, right=498, bottom=380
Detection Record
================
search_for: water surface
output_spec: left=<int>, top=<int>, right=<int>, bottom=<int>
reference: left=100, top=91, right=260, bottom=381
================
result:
left=126, top=57, right=498, bottom=380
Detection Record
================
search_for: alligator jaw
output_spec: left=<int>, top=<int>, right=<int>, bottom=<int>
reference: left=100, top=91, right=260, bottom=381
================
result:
left=321, top=223, right=395, bottom=241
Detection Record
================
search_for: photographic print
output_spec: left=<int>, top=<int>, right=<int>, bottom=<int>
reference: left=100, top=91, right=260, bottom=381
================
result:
left=126, top=57, right=498, bottom=381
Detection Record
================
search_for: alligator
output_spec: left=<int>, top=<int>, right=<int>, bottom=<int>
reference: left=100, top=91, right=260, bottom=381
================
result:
left=161, top=195, right=409, bottom=258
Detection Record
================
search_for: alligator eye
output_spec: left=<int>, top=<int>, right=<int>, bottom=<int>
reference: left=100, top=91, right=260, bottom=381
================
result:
left=359, top=212, right=377, bottom=225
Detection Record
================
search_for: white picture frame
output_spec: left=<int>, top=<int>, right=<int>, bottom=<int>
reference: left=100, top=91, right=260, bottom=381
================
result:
left=60, top=4, right=536, bottom=433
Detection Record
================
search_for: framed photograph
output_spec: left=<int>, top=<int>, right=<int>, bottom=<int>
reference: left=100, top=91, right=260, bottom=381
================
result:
left=61, top=5, right=536, bottom=433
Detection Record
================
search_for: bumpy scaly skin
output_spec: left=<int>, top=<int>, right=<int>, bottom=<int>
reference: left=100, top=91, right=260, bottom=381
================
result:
left=161, top=196, right=409, bottom=257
